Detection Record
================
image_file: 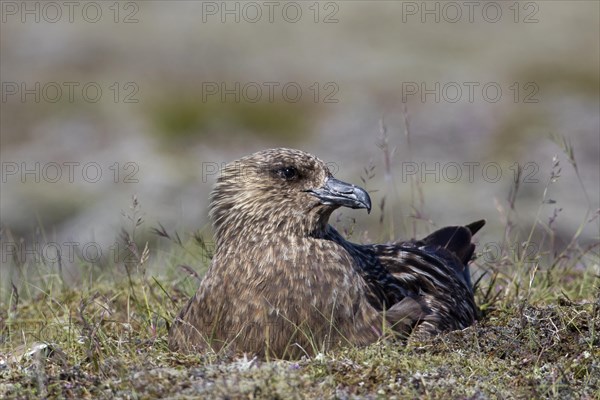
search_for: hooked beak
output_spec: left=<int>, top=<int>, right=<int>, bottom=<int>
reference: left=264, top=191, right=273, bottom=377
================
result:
left=307, top=177, right=372, bottom=213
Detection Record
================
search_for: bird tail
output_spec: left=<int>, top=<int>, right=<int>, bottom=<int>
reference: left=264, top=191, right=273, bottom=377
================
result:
left=420, top=219, right=485, bottom=264
left=418, top=219, right=485, bottom=292
left=465, top=219, right=486, bottom=236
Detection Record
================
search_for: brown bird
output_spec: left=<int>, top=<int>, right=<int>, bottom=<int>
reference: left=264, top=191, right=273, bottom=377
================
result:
left=169, top=148, right=484, bottom=359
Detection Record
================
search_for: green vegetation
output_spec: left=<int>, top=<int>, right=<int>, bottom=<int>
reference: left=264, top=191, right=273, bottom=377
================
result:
left=148, top=93, right=313, bottom=144
left=1, top=136, right=598, bottom=399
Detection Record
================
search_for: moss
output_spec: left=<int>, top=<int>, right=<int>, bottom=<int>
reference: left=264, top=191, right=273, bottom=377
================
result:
left=1, top=271, right=597, bottom=399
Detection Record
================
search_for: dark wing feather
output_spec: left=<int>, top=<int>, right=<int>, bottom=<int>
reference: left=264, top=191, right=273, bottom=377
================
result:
left=466, top=219, right=486, bottom=236
left=337, top=220, right=485, bottom=336
left=385, top=296, right=430, bottom=336
left=412, top=219, right=486, bottom=290
left=418, top=219, right=486, bottom=263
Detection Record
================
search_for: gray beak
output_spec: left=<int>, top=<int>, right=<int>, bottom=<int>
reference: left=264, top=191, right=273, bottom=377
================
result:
left=307, top=177, right=372, bottom=213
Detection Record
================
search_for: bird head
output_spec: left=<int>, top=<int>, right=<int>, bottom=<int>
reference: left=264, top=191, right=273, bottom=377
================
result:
left=209, top=148, right=371, bottom=239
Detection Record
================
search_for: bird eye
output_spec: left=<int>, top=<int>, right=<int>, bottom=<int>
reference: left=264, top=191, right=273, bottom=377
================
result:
left=277, top=166, right=298, bottom=180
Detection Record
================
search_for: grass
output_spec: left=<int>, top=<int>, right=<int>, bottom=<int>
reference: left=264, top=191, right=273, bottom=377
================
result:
left=1, top=133, right=598, bottom=399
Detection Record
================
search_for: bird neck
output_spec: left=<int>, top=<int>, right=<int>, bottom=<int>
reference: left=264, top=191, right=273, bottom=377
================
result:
left=212, top=206, right=335, bottom=249
left=211, top=221, right=354, bottom=285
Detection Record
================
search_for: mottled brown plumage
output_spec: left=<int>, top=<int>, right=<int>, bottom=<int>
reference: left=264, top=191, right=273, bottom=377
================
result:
left=168, top=148, right=484, bottom=358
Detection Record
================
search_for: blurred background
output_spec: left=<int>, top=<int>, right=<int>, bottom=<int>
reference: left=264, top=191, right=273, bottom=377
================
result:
left=1, top=1, right=598, bottom=285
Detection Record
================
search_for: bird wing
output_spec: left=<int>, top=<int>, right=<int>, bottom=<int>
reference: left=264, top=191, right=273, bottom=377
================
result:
left=412, top=219, right=485, bottom=289
left=351, top=220, right=485, bottom=335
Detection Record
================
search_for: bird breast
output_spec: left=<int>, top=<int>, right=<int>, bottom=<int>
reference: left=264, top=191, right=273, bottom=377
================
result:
left=207, top=236, right=367, bottom=319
